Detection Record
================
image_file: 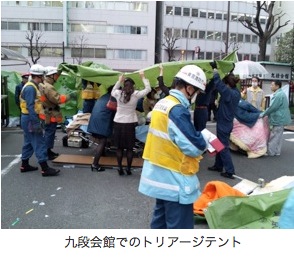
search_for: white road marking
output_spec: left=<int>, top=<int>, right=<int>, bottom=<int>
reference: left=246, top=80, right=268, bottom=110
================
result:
left=1, top=154, right=21, bottom=176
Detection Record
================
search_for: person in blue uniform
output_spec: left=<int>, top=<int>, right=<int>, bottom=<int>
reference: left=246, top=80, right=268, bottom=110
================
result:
left=139, top=65, right=208, bottom=229
left=208, top=63, right=241, bottom=179
left=19, top=64, right=60, bottom=177
left=193, top=79, right=215, bottom=131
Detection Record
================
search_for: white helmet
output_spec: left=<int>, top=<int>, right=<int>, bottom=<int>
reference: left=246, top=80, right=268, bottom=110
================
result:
left=175, top=65, right=206, bottom=91
left=29, top=64, right=45, bottom=75
left=45, top=66, right=58, bottom=76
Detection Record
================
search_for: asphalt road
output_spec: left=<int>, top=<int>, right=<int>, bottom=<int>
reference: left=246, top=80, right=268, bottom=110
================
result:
left=1, top=122, right=294, bottom=229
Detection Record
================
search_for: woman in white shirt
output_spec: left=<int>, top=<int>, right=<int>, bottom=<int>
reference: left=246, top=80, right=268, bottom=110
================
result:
left=111, top=71, right=151, bottom=175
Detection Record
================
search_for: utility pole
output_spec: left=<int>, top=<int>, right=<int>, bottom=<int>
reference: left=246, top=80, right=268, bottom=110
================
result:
left=185, top=21, right=193, bottom=60
left=225, top=1, right=230, bottom=55
left=62, top=41, right=65, bottom=62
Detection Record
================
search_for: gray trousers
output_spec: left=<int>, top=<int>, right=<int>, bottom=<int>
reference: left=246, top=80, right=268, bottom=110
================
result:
left=267, top=125, right=284, bottom=156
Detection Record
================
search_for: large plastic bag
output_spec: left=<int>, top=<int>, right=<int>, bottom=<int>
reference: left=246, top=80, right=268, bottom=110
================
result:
left=204, top=188, right=292, bottom=229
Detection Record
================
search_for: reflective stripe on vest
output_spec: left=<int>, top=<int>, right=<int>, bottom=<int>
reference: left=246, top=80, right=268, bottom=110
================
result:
left=143, top=95, right=202, bottom=176
left=39, top=113, right=63, bottom=123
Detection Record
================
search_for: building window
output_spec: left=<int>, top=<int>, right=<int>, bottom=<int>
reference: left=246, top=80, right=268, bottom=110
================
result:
left=251, top=55, right=257, bottom=61
left=208, top=12, right=214, bottom=19
left=95, top=49, right=106, bottom=58
left=206, top=31, right=214, bottom=40
left=28, top=22, right=40, bottom=31
left=182, top=29, right=188, bottom=38
left=173, top=28, right=181, bottom=38
left=174, top=6, right=181, bottom=16
left=191, top=30, right=197, bottom=39
left=71, top=24, right=82, bottom=32
left=183, top=8, right=190, bottom=17
left=230, top=33, right=237, bottom=41
left=166, top=6, right=173, bottom=15
left=115, top=49, right=146, bottom=60
left=216, top=12, right=222, bottom=20
left=252, top=35, right=258, bottom=43
left=42, top=47, right=63, bottom=57
left=237, top=34, right=244, bottom=42
left=199, top=30, right=206, bottom=39
left=199, top=10, right=206, bottom=18
left=231, top=13, right=238, bottom=21
left=71, top=48, right=95, bottom=58
left=245, top=34, right=251, bottom=43
left=206, top=52, right=212, bottom=59
left=52, top=1, right=63, bottom=7
left=243, top=54, right=250, bottom=60
left=83, top=48, right=95, bottom=58
left=41, top=23, right=52, bottom=31
left=191, top=8, right=198, bottom=17
left=96, top=25, right=107, bottom=33
left=132, top=2, right=148, bottom=12
left=85, top=1, right=95, bottom=8
left=223, top=13, right=228, bottom=20
left=8, top=22, right=20, bottom=30
left=215, top=32, right=222, bottom=40
left=1, top=21, right=7, bottom=30
left=131, top=26, right=142, bottom=34
left=52, top=23, right=63, bottom=31
left=260, top=17, right=266, bottom=24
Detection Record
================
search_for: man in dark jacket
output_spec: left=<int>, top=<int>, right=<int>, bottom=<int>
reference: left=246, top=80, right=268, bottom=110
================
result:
left=208, top=66, right=241, bottom=179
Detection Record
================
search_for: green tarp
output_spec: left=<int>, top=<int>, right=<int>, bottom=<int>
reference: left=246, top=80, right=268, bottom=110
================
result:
left=3, top=53, right=237, bottom=119
left=204, top=188, right=292, bottom=229
left=58, top=59, right=235, bottom=89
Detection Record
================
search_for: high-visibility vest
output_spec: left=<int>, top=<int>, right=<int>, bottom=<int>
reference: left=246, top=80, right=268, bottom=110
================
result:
left=81, top=82, right=100, bottom=100
left=19, top=81, right=44, bottom=115
left=143, top=95, right=202, bottom=176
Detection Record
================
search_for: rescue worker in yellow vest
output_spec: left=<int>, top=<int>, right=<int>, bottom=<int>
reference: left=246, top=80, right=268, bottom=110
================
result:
left=19, top=64, right=60, bottom=177
left=81, top=79, right=101, bottom=113
left=39, top=66, right=75, bottom=160
left=138, top=65, right=208, bottom=229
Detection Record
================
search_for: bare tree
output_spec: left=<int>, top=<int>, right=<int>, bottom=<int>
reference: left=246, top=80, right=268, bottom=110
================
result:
left=162, top=28, right=180, bottom=62
left=71, top=35, right=88, bottom=64
left=239, top=1, right=290, bottom=61
left=23, top=29, right=47, bottom=64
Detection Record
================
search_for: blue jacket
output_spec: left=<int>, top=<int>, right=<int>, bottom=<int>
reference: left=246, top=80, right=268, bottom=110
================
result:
left=214, top=73, right=241, bottom=133
left=235, top=100, right=261, bottom=128
left=261, top=88, right=291, bottom=126
left=15, top=82, right=25, bottom=107
left=138, top=89, right=207, bottom=204
left=87, top=93, right=115, bottom=137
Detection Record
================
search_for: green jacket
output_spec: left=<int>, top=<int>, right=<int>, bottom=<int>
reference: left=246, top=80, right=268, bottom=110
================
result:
left=262, top=88, right=291, bottom=126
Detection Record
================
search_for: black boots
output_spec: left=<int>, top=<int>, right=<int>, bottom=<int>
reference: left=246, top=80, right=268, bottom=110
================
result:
left=47, top=149, right=59, bottom=160
left=20, top=159, right=38, bottom=173
left=40, top=161, right=60, bottom=177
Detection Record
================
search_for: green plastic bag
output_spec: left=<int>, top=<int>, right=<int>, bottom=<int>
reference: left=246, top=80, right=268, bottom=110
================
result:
left=204, top=188, right=292, bottom=229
